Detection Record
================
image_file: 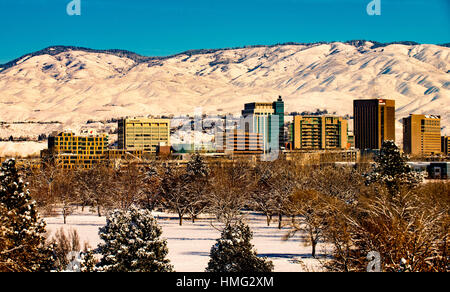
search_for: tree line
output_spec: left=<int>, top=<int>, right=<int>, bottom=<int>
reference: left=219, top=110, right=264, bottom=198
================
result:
left=1, top=141, right=449, bottom=272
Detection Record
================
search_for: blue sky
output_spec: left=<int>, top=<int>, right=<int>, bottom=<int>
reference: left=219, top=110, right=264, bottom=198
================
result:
left=0, top=0, right=448, bottom=64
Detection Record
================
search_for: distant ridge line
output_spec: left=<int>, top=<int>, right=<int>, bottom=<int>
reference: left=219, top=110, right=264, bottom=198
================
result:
left=1, top=40, right=449, bottom=72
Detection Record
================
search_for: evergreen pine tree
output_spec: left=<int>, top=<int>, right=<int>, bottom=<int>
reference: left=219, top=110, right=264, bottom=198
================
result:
left=0, top=159, right=54, bottom=272
left=365, top=141, right=423, bottom=194
left=206, top=222, right=274, bottom=272
left=80, top=248, right=97, bottom=272
left=186, top=154, right=210, bottom=178
left=97, top=207, right=173, bottom=272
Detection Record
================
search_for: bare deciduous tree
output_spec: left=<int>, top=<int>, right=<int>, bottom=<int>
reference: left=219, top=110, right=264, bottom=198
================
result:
left=140, top=165, right=161, bottom=211
left=207, top=160, right=252, bottom=227
left=159, top=165, right=190, bottom=225
left=74, top=165, right=114, bottom=217
left=285, top=189, right=334, bottom=258
left=185, top=154, right=211, bottom=223
left=112, top=163, right=146, bottom=210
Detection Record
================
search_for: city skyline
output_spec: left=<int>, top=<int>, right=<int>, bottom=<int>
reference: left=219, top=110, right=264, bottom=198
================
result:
left=0, top=0, right=448, bottom=277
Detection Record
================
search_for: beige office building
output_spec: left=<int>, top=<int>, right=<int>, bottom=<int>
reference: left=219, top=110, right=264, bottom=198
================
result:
left=403, top=114, right=441, bottom=156
left=118, top=118, right=170, bottom=153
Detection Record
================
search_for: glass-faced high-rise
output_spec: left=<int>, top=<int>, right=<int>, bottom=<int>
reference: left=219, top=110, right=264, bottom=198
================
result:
left=241, top=96, right=285, bottom=152
left=273, top=96, right=285, bottom=147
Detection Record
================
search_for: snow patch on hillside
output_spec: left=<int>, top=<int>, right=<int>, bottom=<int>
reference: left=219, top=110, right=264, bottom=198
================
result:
left=0, top=142, right=46, bottom=157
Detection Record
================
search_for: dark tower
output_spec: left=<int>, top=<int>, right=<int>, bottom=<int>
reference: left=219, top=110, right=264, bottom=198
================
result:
left=353, top=99, right=396, bottom=150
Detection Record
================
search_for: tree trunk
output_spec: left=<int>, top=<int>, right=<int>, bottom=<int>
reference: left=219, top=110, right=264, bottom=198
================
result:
left=310, top=231, right=317, bottom=258
left=97, top=205, right=102, bottom=217
left=278, top=214, right=282, bottom=229
left=266, top=214, right=271, bottom=227
left=63, top=207, right=67, bottom=225
left=179, top=214, right=183, bottom=226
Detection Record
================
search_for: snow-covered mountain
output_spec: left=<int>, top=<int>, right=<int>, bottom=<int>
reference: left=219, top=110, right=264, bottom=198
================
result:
left=0, top=41, right=449, bottom=138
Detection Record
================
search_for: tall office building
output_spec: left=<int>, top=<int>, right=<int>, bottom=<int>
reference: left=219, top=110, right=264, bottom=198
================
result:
left=403, top=114, right=441, bottom=156
left=45, top=130, right=108, bottom=169
left=118, top=118, right=170, bottom=153
left=273, top=96, right=285, bottom=147
left=292, top=115, right=348, bottom=150
left=442, top=136, right=449, bottom=156
left=353, top=99, right=396, bottom=150
left=241, top=96, right=285, bottom=152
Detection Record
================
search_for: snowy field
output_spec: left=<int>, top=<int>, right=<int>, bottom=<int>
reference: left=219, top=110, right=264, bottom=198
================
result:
left=0, top=141, right=46, bottom=157
left=44, top=210, right=328, bottom=272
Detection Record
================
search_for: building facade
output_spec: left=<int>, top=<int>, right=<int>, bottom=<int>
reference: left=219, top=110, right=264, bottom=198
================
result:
left=118, top=118, right=170, bottom=153
left=291, top=115, right=348, bottom=150
left=354, top=99, right=396, bottom=150
left=403, top=114, right=441, bottom=156
left=442, top=136, right=450, bottom=156
left=44, top=130, right=108, bottom=169
left=215, top=130, right=264, bottom=154
left=241, top=96, right=285, bottom=152
left=347, top=132, right=355, bottom=149
left=273, top=96, right=285, bottom=147
left=107, top=149, right=144, bottom=161
left=427, top=162, right=449, bottom=180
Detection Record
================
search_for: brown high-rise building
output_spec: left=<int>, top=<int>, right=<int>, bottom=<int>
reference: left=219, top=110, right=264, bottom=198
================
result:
left=292, top=115, right=348, bottom=150
left=353, top=99, right=396, bottom=150
left=403, top=114, right=441, bottom=156
left=442, top=136, right=450, bottom=156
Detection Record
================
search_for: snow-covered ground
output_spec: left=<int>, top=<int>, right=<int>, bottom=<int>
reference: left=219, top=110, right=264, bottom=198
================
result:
left=0, top=141, right=46, bottom=157
left=44, top=210, right=328, bottom=272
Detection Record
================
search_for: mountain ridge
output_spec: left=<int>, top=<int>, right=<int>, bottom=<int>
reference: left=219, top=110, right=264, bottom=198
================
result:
left=0, top=41, right=449, bottom=141
left=1, top=40, right=448, bottom=72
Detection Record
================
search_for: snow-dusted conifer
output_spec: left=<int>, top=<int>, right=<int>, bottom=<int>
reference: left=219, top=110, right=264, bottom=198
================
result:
left=0, top=159, right=54, bottom=272
left=97, top=207, right=173, bottom=272
left=186, top=154, right=210, bottom=178
left=80, top=248, right=97, bottom=272
left=206, top=222, right=274, bottom=272
left=365, top=141, right=423, bottom=193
